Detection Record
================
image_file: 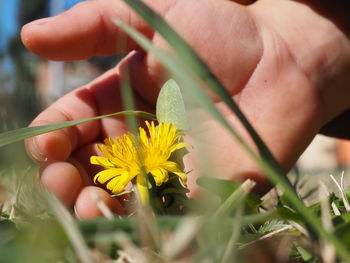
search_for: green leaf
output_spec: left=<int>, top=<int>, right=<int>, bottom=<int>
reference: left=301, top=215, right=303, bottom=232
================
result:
left=294, top=245, right=314, bottom=262
left=275, top=207, right=304, bottom=223
left=197, top=176, right=262, bottom=213
left=156, top=79, right=189, bottom=130
left=212, top=180, right=255, bottom=220
left=0, top=111, right=156, bottom=148
left=197, top=176, right=240, bottom=201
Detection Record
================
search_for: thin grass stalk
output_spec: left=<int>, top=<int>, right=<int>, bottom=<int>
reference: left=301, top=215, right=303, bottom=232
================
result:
left=319, top=183, right=336, bottom=263
left=330, top=172, right=350, bottom=212
left=162, top=216, right=202, bottom=260
left=213, top=179, right=255, bottom=221
left=119, top=58, right=161, bottom=251
left=122, top=0, right=284, bottom=177
left=112, top=17, right=262, bottom=178
left=113, top=8, right=350, bottom=262
left=120, top=54, right=139, bottom=134
left=0, top=110, right=156, bottom=148
left=45, top=192, right=94, bottom=263
left=120, top=0, right=296, bottom=211
left=220, top=204, right=243, bottom=263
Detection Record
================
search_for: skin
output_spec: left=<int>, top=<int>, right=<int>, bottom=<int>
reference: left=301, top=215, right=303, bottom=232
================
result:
left=21, top=0, right=350, bottom=218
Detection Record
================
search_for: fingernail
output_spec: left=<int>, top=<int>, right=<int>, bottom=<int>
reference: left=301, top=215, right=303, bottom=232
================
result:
left=130, top=50, right=145, bottom=61
left=28, top=137, right=48, bottom=163
left=117, top=51, right=145, bottom=73
left=24, top=17, right=54, bottom=27
left=74, top=205, right=82, bottom=219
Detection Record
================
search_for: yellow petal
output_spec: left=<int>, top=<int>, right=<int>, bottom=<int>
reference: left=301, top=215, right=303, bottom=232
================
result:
left=174, top=171, right=187, bottom=186
left=139, top=127, right=149, bottom=147
left=97, top=144, right=111, bottom=158
left=150, top=168, right=169, bottom=186
left=106, top=173, right=134, bottom=194
left=90, top=156, right=114, bottom=168
left=93, top=168, right=123, bottom=184
left=169, top=142, right=189, bottom=152
left=146, top=121, right=157, bottom=143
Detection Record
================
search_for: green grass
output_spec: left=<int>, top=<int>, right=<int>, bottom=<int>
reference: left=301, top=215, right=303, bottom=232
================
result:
left=1, top=165, right=350, bottom=262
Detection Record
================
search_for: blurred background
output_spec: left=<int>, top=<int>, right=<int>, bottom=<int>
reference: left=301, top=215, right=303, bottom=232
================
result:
left=0, top=0, right=349, bottom=174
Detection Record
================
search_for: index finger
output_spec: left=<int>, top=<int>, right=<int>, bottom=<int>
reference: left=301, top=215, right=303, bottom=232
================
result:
left=20, top=0, right=170, bottom=61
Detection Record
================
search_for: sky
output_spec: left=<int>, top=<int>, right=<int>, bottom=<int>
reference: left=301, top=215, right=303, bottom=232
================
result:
left=0, top=0, right=85, bottom=81
left=0, top=0, right=20, bottom=52
left=0, top=0, right=85, bottom=52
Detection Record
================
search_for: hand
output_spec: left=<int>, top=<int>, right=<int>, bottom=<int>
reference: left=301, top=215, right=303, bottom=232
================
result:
left=21, top=0, right=350, bottom=218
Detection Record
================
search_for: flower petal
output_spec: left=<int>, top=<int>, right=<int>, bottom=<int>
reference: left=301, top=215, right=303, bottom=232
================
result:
left=161, top=161, right=187, bottom=186
left=173, top=171, right=187, bottom=186
left=169, top=142, right=189, bottom=152
left=93, top=168, right=123, bottom=184
left=90, top=156, right=114, bottom=168
left=106, top=173, right=134, bottom=194
left=91, top=121, right=189, bottom=196
left=150, top=168, right=169, bottom=186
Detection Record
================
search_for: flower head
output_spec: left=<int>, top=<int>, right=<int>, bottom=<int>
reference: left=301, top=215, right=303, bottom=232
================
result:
left=90, top=121, right=188, bottom=204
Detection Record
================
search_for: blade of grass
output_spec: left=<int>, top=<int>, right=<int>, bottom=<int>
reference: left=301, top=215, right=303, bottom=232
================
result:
left=212, top=179, right=256, bottom=221
left=112, top=18, right=292, bottom=201
left=119, top=63, right=158, bottom=243
left=162, top=216, right=202, bottom=260
left=112, top=17, right=261, bottom=171
left=221, top=205, right=243, bottom=263
left=113, top=11, right=350, bottom=262
left=122, top=0, right=283, bottom=177
left=45, top=191, right=94, bottom=263
left=113, top=18, right=276, bottom=209
left=120, top=57, right=139, bottom=134
left=0, top=110, right=156, bottom=148
left=121, top=0, right=296, bottom=210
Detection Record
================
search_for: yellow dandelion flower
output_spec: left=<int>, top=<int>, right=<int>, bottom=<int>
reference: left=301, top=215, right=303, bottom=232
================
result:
left=90, top=121, right=188, bottom=204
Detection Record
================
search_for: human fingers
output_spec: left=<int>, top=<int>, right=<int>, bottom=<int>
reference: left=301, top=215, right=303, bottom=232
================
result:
left=41, top=163, right=125, bottom=218
left=40, top=162, right=82, bottom=205
left=20, top=0, right=168, bottom=60
left=75, top=186, right=124, bottom=219
left=102, top=0, right=262, bottom=105
left=38, top=139, right=100, bottom=204
left=26, top=52, right=158, bottom=164
left=70, top=143, right=128, bottom=219
left=20, top=0, right=262, bottom=97
left=25, top=65, right=124, bottom=163
left=40, top=146, right=125, bottom=218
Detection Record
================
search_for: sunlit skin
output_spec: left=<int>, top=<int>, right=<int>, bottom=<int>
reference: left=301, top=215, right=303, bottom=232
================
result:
left=21, top=0, right=350, bottom=218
